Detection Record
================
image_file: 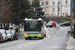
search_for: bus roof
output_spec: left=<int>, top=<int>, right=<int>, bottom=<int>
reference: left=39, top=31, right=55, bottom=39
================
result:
left=24, top=18, right=43, bottom=21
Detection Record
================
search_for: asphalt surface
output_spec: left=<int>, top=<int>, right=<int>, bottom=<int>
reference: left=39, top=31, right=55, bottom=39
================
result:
left=0, top=26, right=69, bottom=50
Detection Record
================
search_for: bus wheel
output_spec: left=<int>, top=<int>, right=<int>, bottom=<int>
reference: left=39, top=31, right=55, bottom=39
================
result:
left=40, top=37, right=44, bottom=39
left=25, top=38, right=28, bottom=40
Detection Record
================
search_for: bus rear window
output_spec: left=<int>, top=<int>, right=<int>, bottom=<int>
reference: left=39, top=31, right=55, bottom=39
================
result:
left=24, top=21, right=43, bottom=31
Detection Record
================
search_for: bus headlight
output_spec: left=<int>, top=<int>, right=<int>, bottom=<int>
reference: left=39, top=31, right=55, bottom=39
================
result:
left=24, top=32, right=26, bottom=34
left=24, top=32, right=27, bottom=35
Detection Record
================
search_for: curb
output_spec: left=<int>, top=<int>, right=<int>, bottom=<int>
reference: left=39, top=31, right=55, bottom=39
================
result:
left=66, top=34, right=70, bottom=50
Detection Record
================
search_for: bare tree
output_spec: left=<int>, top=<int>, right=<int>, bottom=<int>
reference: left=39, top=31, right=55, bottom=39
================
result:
left=0, top=0, right=12, bottom=28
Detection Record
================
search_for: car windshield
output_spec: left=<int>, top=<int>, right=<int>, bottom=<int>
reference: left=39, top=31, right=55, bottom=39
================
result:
left=24, top=21, right=43, bottom=31
left=6, top=31, right=10, bottom=34
left=11, top=30, right=15, bottom=34
left=64, top=22, right=70, bottom=24
left=47, top=22, right=53, bottom=24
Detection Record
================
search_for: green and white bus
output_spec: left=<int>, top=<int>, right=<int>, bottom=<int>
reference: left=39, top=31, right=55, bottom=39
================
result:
left=24, top=18, right=44, bottom=40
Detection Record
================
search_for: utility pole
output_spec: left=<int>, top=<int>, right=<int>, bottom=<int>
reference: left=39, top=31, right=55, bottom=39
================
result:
left=70, top=0, right=73, bottom=32
left=73, top=0, right=75, bottom=38
left=57, top=1, right=59, bottom=24
left=61, top=0, right=62, bottom=23
left=19, top=0, right=20, bottom=34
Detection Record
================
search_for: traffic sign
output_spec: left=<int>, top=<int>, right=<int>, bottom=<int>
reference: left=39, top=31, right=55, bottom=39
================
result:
left=72, top=2, right=74, bottom=7
left=72, top=19, right=75, bottom=24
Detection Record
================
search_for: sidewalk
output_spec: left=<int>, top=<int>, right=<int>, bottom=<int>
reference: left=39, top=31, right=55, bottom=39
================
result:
left=18, top=27, right=24, bottom=39
left=66, top=35, right=75, bottom=50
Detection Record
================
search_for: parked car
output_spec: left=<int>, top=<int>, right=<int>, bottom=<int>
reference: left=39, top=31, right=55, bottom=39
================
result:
left=9, top=26, right=13, bottom=29
left=10, top=30, right=18, bottom=40
left=44, top=22, right=46, bottom=25
left=0, top=32, right=3, bottom=43
left=6, top=30, right=14, bottom=40
left=0, top=29, right=8, bottom=42
left=60, top=22, right=71, bottom=26
left=46, top=21, right=56, bottom=27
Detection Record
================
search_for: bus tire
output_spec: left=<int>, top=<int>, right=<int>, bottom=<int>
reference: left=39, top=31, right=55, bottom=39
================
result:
left=25, top=38, right=28, bottom=40
left=40, top=37, right=44, bottom=39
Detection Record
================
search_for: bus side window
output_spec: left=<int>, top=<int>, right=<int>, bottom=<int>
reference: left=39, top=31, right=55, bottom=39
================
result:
left=24, top=21, right=27, bottom=31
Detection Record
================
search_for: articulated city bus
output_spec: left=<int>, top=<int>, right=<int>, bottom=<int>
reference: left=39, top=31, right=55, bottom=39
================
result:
left=24, top=18, right=44, bottom=40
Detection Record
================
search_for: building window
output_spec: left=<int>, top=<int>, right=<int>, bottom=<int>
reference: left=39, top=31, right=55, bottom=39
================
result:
left=59, top=7, right=60, bottom=11
left=41, top=1, right=44, bottom=5
left=66, top=13, right=68, bottom=16
left=42, top=8, right=44, bottom=11
left=46, top=1, right=48, bottom=5
left=66, top=0, right=68, bottom=4
left=45, top=7, right=49, bottom=12
left=53, top=8, right=55, bottom=12
left=45, top=14, right=49, bottom=17
left=53, top=1, right=55, bottom=5
left=59, top=1, right=60, bottom=5
left=63, top=13, right=65, bottom=16
left=65, top=6, right=68, bottom=10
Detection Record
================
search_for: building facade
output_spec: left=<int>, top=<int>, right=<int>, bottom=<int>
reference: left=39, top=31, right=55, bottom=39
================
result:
left=39, top=0, right=70, bottom=17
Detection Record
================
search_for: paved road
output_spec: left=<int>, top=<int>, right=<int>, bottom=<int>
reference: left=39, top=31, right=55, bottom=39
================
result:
left=0, top=26, right=69, bottom=50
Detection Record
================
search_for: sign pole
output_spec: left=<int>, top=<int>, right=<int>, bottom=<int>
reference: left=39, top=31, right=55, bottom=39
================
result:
left=70, top=0, right=73, bottom=31
left=73, top=0, right=75, bottom=38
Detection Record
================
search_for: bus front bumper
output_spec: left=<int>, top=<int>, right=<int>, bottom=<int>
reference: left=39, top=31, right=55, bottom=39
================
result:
left=24, top=34, right=42, bottom=38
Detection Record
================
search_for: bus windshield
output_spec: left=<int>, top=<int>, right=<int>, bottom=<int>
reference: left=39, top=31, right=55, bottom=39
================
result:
left=24, top=21, right=43, bottom=31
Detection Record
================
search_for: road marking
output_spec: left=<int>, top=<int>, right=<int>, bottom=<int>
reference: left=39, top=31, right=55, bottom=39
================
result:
left=48, top=36, right=50, bottom=38
left=44, top=38, right=47, bottom=39
left=50, top=28, right=58, bottom=30
left=65, top=28, right=67, bottom=29
left=18, top=46, right=23, bottom=49
left=24, top=45, right=28, bottom=47
left=13, top=49, right=17, bottom=50
left=28, top=41, right=39, bottom=45
left=14, top=40, right=42, bottom=50
left=48, top=32, right=54, bottom=38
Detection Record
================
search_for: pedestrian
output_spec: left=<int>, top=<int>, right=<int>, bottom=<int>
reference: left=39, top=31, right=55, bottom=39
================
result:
left=15, top=27, right=18, bottom=33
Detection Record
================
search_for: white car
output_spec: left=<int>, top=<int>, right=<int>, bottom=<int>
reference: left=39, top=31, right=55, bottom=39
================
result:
left=6, top=30, right=14, bottom=40
left=10, top=30, right=18, bottom=40
left=9, top=26, right=13, bottom=29
left=0, top=29, right=8, bottom=42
